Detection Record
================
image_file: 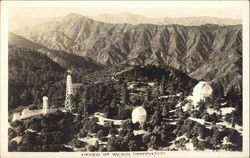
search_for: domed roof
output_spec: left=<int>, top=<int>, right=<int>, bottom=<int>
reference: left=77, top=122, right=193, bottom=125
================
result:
left=43, top=96, right=48, bottom=101
left=192, top=81, right=213, bottom=104
left=132, top=106, right=147, bottom=124
left=67, top=70, right=72, bottom=74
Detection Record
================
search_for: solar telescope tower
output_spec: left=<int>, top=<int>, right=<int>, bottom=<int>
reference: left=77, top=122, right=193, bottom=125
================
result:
left=65, top=70, right=73, bottom=110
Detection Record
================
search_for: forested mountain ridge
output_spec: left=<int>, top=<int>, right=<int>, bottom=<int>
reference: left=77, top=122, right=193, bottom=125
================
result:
left=11, top=14, right=242, bottom=95
left=8, top=61, right=243, bottom=152
left=8, top=46, right=66, bottom=113
left=37, top=49, right=103, bottom=72
left=9, top=32, right=45, bottom=49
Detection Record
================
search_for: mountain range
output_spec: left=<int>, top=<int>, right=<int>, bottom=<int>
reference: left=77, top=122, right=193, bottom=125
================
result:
left=9, top=12, right=241, bottom=30
left=9, top=13, right=242, bottom=95
left=91, top=12, right=242, bottom=26
left=9, top=32, right=102, bottom=72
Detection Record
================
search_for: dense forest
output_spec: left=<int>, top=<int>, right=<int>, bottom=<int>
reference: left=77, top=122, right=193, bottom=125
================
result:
left=9, top=111, right=74, bottom=151
left=8, top=46, right=66, bottom=114
left=8, top=46, right=242, bottom=152
left=9, top=104, right=242, bottom=151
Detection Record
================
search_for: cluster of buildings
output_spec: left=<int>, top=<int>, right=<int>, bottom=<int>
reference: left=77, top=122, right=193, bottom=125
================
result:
left=131, top=81, right=213, bottom=126
left=11, top=67, right=214, bottom=128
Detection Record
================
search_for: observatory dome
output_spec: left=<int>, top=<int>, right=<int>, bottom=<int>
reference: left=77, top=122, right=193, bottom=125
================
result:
left=67, top=70, right=72, bottom=74
left=43, top=96, right=48, bottom=101
left=132, top=106, right=147, bottom=125
left=192, top=81, right=213, bottom=104
left=43, top=96, right=49, bottom=114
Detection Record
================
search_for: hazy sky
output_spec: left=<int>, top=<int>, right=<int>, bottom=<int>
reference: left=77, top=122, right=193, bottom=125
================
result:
left=9, top=8, right=242, bottom=19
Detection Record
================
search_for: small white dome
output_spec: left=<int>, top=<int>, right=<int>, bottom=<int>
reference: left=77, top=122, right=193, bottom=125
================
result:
left=43, top=96, right=48, bottom=101
left=67, top=70, right=72, bottom=74
left=132, top=106, right=147, bottom=125
left=192, top=81, right=213, bottom=104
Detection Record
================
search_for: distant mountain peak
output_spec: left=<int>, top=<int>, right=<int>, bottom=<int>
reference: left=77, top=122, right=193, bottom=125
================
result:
left=62, top=13, right=95, bottom=24
left=64, top=13, right=83, bottom=19
left=62, top=13, right=85, bottom=22
left=110, top=12, right=146, bottom=17
left=91, top=13, right=241, bottom=25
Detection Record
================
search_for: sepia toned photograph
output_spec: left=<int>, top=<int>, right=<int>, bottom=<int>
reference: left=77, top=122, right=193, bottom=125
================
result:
left=1, top=1, right=249, bottom=158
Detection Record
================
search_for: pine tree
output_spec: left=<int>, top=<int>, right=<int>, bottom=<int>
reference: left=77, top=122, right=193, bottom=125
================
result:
left=146, top=88, right=151, bottom=102
left=159, top=83, right=165, bottom=96
left=162, top=106, right=169, bottom=118
left=213, top=98, right=221, bottom=111
left=121, top=83, right=129, bottom=105
left=231, top=114, right=235, bottom=128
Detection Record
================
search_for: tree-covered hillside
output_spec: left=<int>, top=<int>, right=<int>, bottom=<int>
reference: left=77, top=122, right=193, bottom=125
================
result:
left=8, top=49, right=242, bottom=152
left=8, top=46, right=66, bottom=113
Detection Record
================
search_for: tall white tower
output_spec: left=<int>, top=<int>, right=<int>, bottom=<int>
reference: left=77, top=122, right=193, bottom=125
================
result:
left=43, top=96, right=49, bottom=115
left=65, top=70, right=73, bottom=110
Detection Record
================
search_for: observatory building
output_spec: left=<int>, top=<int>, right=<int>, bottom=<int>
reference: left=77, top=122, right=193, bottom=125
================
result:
left=43, top=96, right=49, bottom=115
left=132, top=106, right=147, bottom=126
left=65, top=70, right=73, bottom=110
left=192, top=81, right=213, bottom=105
left=64, top=70, right=83, bottom=111
left=12, top=113, right=21, bottom=122
left=11, top=96, right=64, bottom=122
left=11, top=70, right=82, bottom=123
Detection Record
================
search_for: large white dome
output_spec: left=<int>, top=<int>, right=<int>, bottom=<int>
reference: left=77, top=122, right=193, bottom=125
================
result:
left=192, top=81, right=213, bottom=104
left=132, top=106, right=147, bottom=125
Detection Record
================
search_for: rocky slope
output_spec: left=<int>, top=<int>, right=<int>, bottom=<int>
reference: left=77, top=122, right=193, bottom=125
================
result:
left=9, top=32, right=45, bottom=49
left=9, top=32, right=102, bottom=72
left=11, top=14, right=242, bottom=95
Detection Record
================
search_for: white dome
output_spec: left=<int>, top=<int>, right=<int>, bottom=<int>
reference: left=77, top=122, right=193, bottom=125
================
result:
left=192, top=81, right=213, bottom=104
left=132, top=106, right=147, bottom=125
left=43, top=96, right=48, bottom=101
left=67, top=70, right=72, bottom=74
